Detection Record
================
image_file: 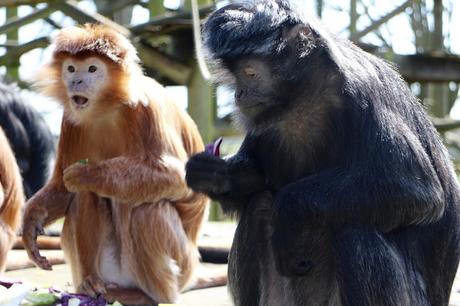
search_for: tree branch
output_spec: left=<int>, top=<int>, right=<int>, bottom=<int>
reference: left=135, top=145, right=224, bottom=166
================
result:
left=351, top=0, right=412, bottom=41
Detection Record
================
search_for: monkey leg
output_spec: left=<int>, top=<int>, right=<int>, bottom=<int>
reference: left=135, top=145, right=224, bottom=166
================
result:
left=127, top=201, right=199, bottom=303
left=61, top=193, right=111, bottom=289
left=333, top=226, right=429, bottom=306
left=0, top=219, right=15, bottom=272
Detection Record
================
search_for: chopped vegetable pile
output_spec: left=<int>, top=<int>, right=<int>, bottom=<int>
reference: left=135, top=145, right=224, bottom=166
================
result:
left=0, top=279, right=123, bottom=306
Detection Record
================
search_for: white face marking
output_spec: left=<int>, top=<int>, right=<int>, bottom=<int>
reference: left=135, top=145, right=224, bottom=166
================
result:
left=61, top=57, right=109, bottom=114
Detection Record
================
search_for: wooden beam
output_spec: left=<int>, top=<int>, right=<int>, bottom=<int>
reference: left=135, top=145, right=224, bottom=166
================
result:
left=0, top=37, right=49, bottom=66
left=390, top=53, right=460, bottom=83
left=0, top=5, right=55, bottom=34
left=55, top=1, right=129, bottom=36
left=1, top=0, right=51, bottom=7
left=130, top=4, right=215, bottom=34
left=136, top=42, right=192, bottom=85
left=99, top=0, right=140, bottom=17
left=432, top=117, right=460, bottom=132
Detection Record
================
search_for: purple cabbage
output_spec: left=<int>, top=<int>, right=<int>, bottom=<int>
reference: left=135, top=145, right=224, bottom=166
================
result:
left=0, top=278, right=22, bottom=289
left=58, top=293, right=107, bottom=306
left=205, top=137, right=223, bottom=157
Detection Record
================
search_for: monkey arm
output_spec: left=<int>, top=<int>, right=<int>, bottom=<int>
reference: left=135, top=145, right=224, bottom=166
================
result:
left=273, top=127, right=445, bottom=234
left=22, top=182, right=74, bottom=270
left=63, top=155, right=192, bottom=204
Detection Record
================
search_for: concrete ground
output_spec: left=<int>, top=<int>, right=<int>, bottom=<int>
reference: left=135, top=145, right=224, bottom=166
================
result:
left=3, top=221, right=460, bottom=306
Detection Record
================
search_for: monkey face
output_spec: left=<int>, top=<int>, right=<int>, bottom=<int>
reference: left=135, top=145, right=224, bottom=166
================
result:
left=61, top=56, right=109, bottom=117
left=230, top=57, right=284, bottom=118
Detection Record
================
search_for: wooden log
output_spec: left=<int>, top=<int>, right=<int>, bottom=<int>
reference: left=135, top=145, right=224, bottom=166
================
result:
left=13, top=236, right=61, bottom=250
left=5, top=250, right=65, bottom=271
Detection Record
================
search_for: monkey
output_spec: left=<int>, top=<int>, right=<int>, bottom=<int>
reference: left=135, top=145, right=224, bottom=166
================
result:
left=185, top=1, right=460, bottom=305
left=0, top=81, right=55, bottom=199
left=0, top=126, right=24, bottom=273
left=22, top=24, right=209, bottom=305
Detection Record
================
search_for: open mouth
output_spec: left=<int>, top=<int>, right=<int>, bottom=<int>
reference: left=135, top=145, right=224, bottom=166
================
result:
left=71, top=95, right=89, bottom=109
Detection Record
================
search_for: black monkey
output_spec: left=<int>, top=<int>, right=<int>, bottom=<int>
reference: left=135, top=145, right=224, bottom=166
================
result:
left=0, top=81, right=55, bottom=198
left=186, top=1, right=460, bottom=305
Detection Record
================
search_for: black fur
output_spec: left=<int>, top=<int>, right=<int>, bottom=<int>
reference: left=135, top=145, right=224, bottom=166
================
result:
left=186, top=1, right=460, bottom=305
left=0, top=82, right=55, bottom=198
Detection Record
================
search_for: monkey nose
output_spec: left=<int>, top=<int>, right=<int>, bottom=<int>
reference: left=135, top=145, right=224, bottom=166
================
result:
left=72, top=79, right=83, bottom=85
left=289, top=258, right=313, bottom=277
left=236, top=89, right=244, bottom=99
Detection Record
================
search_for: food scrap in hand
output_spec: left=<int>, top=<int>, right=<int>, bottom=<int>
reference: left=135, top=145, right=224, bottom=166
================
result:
left=79, top=158, right=89, bottom=165
left=205, top=137, right=223, bottom=157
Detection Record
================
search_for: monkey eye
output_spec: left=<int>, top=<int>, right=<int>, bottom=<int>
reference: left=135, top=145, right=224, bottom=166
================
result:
left=244, top=67, right=257, bottom=78
left=67, top=65, right=75, bottom=73
left=88, top=65, right=97, bottom=73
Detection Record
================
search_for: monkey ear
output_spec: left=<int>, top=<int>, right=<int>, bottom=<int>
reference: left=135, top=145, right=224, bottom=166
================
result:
left=283, top=24, right=317, bottom=57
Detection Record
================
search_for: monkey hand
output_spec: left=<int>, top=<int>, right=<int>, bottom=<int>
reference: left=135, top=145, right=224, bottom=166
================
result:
left=63, top=163, right=99, bottom=193
left=22, top=206, right=53, bottom=270
left=185, top=152, right=232, bottom=197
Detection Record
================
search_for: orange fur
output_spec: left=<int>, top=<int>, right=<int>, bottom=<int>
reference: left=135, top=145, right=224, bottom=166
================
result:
left=0, top=127, right=24, bottom=272
left=22, top=24, right=208, bottom=303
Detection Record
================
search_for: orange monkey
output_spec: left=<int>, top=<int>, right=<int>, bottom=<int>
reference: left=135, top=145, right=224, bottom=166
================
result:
left=22, top=24, right=208, bottom=304
left=0, top=127, right=24, bottom=273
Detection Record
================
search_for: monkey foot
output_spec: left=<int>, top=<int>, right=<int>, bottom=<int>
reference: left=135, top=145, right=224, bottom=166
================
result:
left=104, top=287, right=156, bottom=306
left=78, top=275, right=107, bottom=297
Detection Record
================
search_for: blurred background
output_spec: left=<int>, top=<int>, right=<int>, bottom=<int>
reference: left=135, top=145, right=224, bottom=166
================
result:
left=1, top=0, right=460, bottom=221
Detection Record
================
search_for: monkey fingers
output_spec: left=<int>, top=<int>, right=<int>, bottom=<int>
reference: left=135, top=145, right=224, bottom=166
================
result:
left=63, top=163, right=96, bottom=193
left=186, top=153, right=232, bottom=195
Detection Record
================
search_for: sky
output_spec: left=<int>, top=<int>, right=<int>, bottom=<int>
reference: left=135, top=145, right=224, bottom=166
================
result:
left=0, top=0, right=459, bottom=133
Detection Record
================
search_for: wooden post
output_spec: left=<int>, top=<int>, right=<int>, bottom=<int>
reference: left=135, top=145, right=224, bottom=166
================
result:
left=430, top=0, right=447, bottom=118
left=349, top=0, right=357, bottom=36
left=148, top=0, right=166, bottom=16
left=184, top=0, right=215, bottom=143
left=187, top=62, right=214, bottom=143
left=6, top=7, right=19, bottom=80
left=316, top=0, right=323, bottom=18
left=184, top=0, right=220, bottom=220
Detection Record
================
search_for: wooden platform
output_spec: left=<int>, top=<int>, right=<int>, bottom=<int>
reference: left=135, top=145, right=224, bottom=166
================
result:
left=3, top=221, right=460, bottom=306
